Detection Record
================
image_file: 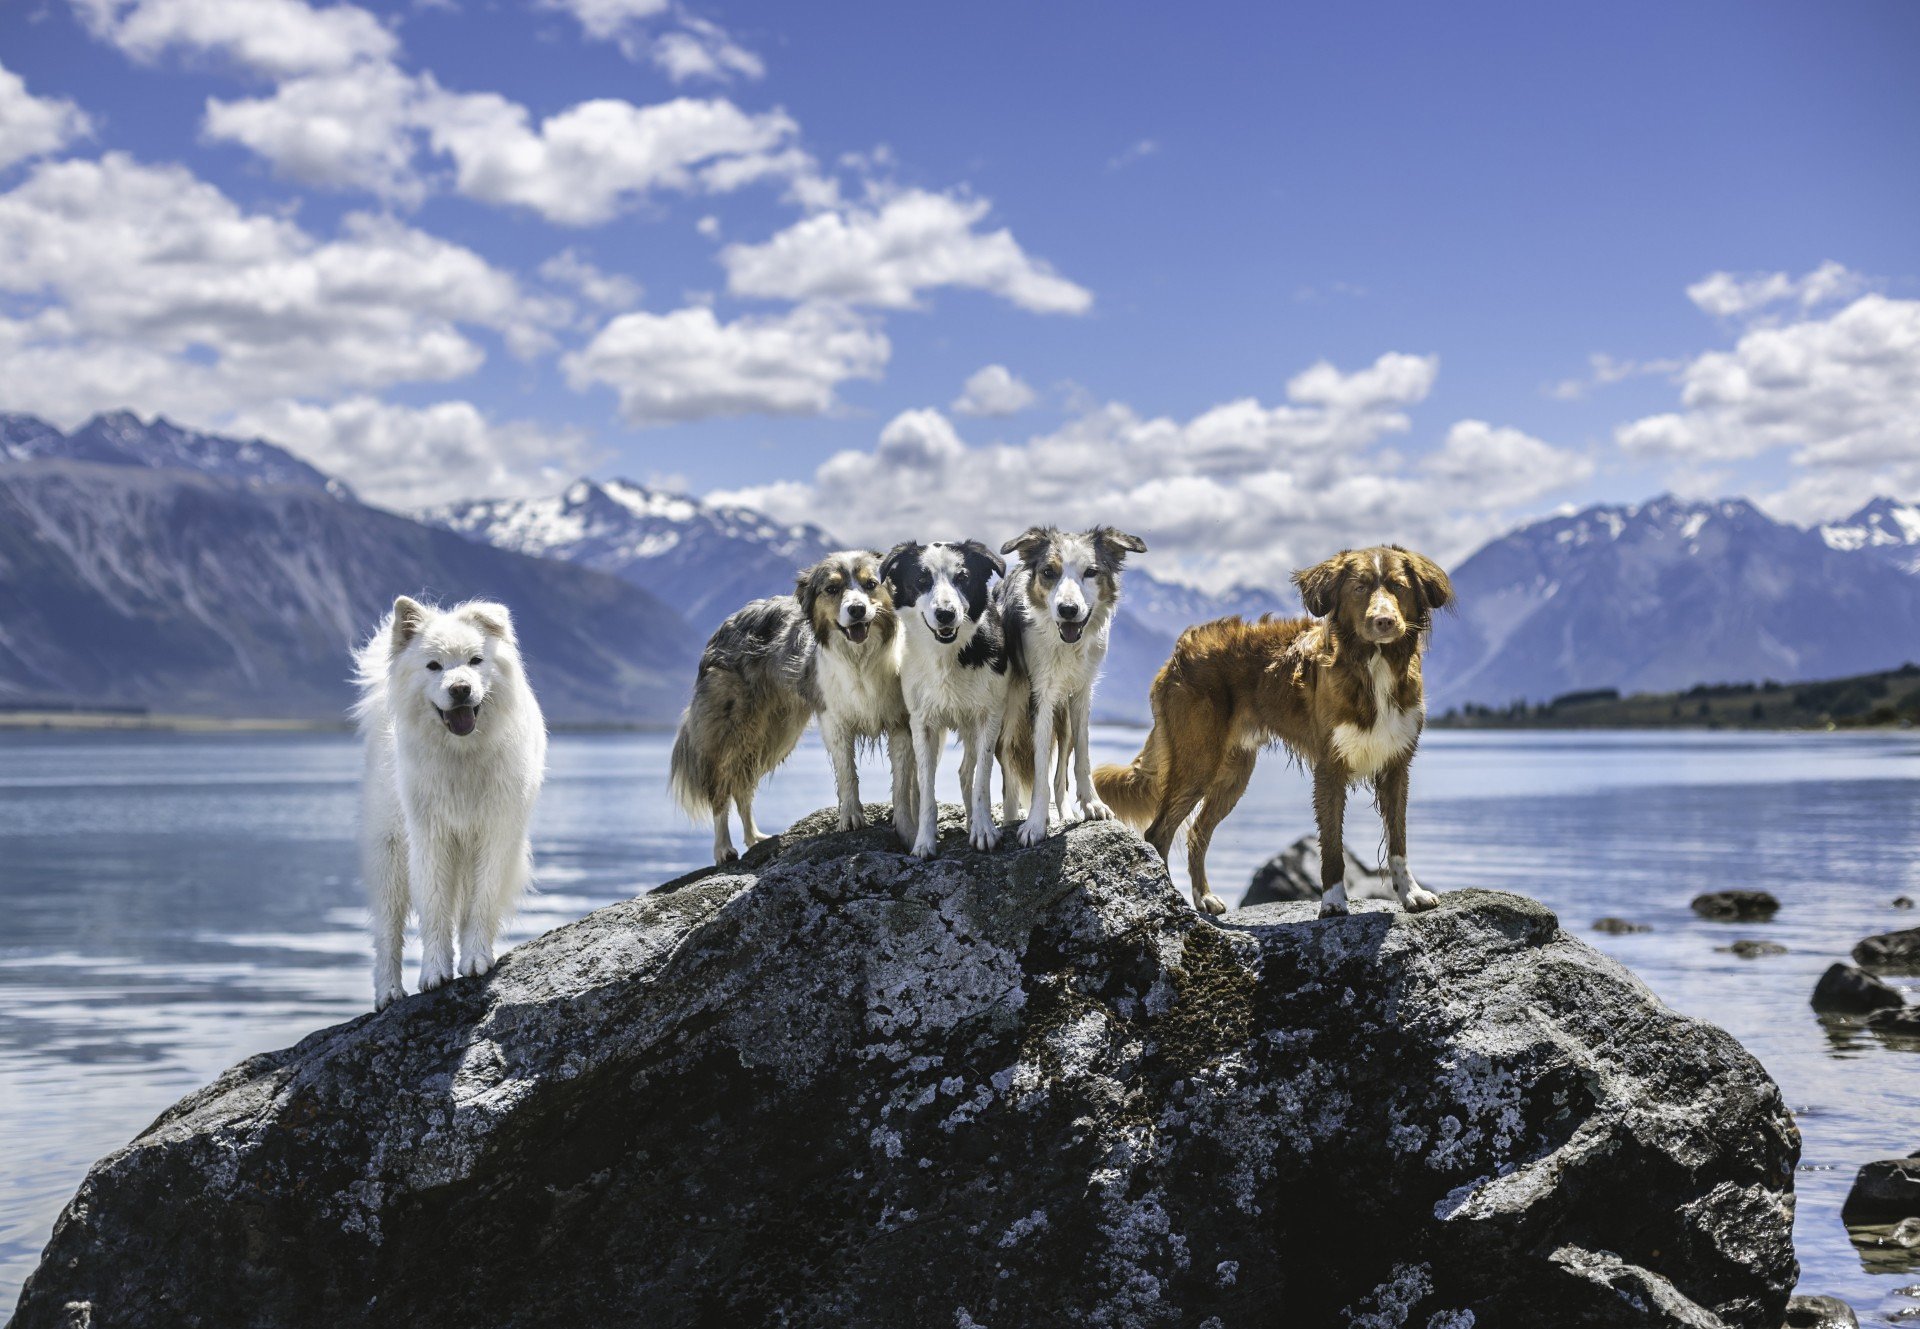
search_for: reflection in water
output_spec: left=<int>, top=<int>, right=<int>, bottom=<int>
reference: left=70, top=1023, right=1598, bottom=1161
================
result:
left=1, top=728, right=1918, bottom=1315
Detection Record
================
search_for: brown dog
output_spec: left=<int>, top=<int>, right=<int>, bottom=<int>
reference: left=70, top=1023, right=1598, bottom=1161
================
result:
left=1094, top=546, right=1453, bottom=916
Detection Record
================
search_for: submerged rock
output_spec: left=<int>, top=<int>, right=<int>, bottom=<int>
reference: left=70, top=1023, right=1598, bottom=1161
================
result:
left=1869, top=1007, right=1920, bottom=1037
left=1691, top=891, right=1781, bottom=922
left=1812, top=963, right=1906, bottom=1014
left=1843, top=1155, right=1920, bottom=1224
left=1718, top=940, right=1788, bottom=958
left=1594, top=917, right=1653, bottom=934
left=1854, top=927, right=1920, bottom=972
left=14, top=806, right=1799, bottom=1329
left=1241, top=833, right=1394, bottom=906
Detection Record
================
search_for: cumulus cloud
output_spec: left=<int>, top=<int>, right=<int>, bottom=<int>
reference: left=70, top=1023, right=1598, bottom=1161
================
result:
left=1685, top=260, right=1866, bottom=320
left=0, top=63, right=94, bottom=171
left=0, top=152, right=557, bottom=423
left=1615, top=290, right=1920, bottom=521
left=233, top=397, right=600, bottom=508
left=561, top=302, right=889, bottom=426
left=650, top=16, right=765, bottom=83
left=71, top=0, right=397, bottom=78
left=720, top=188, right=1093, bottom=314
left=203, top=59, right=426, bottom=202
left=713, top=353, right=1589, bottom=588
left=539, top=249, right=643, bottom=311
left=951, top=364, right=1036, bottom=417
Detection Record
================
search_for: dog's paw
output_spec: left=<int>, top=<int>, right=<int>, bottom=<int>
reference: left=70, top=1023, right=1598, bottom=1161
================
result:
left=837, top=804, right=868, bottom=832
left=418, top=958, right=454, bottom=991
left=970, top=821, right=1002, bottom=852
left=1317, top=898, right=1350, bottom=919
left=1079, top=797, right=1116, bottom=823
left=1017, top=817, right=1049, bottom=848
left=374, top=983, right=404, bottom=1011
left=714, top=846, right=740, bottom=865
left=910, top=833, right=938, bottom=859
left=459, top=951, right=494, bottom=978
left=1401, top=885, right=1441, bottom=913
left=1195, top=891, right=1228, bottom=917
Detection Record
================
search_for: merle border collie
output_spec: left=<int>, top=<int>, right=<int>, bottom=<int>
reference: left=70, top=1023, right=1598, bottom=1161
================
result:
left=1095, top=546, right=1453, bottom=917
left=996, top=526, right=1146, bottom=847
left=669, top=550, right=914, bottom=863
left=880, top=540, right=1009, bottom=857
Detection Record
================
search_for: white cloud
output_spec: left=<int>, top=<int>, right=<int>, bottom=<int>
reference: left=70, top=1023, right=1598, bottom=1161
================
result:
left=233, top=397, right=600, bottom=507
left=1545, top=351, right=1686, bottom=401
left=72, top=0, right=397, bottom=78
left=1106, top=137, right=1157, bottom=171
left=651, top=16, right=765, bottom=83
left=712, top=353, right=1587, bottom=587
left=0, top=152, right=555, bottom=423
left=952, top=364, right=1036, bottom=417
left=539, top=249, right=642, bottom=311
left=1685, top=260, right=1866, bottom=319
left=562, top=302, right=889, bottom=426
left=540, top=0, right=669, bottom=41
left=203, top=60, right=425, bottom=202
left=0, top=63, right=93, bottom=171
left=720, top=188, right=1093, bottom=314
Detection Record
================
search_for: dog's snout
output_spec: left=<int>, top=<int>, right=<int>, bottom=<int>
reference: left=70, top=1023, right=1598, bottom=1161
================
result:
left=448, top=681, right=473, bottom=703
left=1058, top=602, right=1082, bottom=621
left=1370, top=614, right=1397, bottom=635
left=933, top=606, right=957, bottom=626
left=846, top=602, right=867, bottom=622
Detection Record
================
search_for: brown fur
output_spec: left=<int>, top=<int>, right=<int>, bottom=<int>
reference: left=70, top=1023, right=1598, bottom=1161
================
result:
left=796, top=552, right=899, bottom=653
left=1094, top=545, right=1452, bottom=914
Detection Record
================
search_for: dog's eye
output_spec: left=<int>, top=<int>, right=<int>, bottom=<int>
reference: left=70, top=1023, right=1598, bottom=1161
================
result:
left=1083, top=567, right=1097, bottom=578
left=861, top=578, right=877, bottom=591
left=426, top=661, right=442, bottom=672
left=919, top=574, right=933, bottom=590
left=468, top=656, right=483, bottom=666
left=1040, top=567, right=1058, bottom=582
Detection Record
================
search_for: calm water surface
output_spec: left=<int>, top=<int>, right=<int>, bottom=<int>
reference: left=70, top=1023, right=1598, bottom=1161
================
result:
left=2, top=728, right=1917, bottom=1320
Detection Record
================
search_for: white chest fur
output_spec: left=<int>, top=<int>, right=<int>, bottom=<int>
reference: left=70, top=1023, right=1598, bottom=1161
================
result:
left=816, top=635, right=906, bottom=734
left=901, top=628, right=1006, bottom=728
left=1329, top=651, right=1422, bottom=776
left=1020, top=607, right=1107, bottom=701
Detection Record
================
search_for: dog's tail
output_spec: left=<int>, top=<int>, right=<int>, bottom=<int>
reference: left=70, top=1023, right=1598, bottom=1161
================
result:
left=668, top=706, right=717, bottom=823
left=1094, top=724, right=1167, bottom=831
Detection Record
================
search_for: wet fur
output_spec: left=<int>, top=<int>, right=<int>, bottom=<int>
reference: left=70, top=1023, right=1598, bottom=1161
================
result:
left=1095, top=546, right=1452, bottom=916
left=355, top=596, right=546, bottom=1010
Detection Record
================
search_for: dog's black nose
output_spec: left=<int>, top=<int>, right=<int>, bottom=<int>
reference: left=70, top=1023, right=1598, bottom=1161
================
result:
left=1058, top=603, right=1082, bottom=621
left=934, top=607, right=957, bottom=626
left=1370, top=615, right=1396, bottom=634
left=846, top=603, right=867, bottom=621
left=449, top=682, right=472, bottom=702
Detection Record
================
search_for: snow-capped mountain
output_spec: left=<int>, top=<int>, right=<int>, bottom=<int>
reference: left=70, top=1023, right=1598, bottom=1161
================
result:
left=1821, top=497, right=1920, bottom=574
left=1, top=410, right=352, bottom=497
left=1427, top=494, right=1920, bottom=709
left=422, top=479, right=838, bottom=635
left=1121, top=571, right=1296, bottom=639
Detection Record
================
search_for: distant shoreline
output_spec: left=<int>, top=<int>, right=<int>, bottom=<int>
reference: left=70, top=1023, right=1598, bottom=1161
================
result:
left=0, top=711, right=675, bottom=735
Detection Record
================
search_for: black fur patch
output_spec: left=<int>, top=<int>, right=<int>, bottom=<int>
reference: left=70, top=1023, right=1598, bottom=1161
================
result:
left=958, top=610, right=1008, bottom=673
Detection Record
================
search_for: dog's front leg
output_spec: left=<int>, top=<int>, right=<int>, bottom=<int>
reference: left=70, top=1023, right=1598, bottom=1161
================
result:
left=1314, top=765, right=1352, bottom=919
left=367, top=830, right=409, bottom=1011
left=1017, top=693, right=1056, bottom=847
left=826, top=719, right=865, bottom=831
left=411, top=831, right=460, bottom=990
left=1070, top=689, right=1113, bottom=822
left=459, top=830, right=527, bottom=977
left=1377, top=759, right=1438, bottom=912
left=911, top=719, right=943, bottom=858
left=970, top=710, right=1004, bottom=851
left=888, top=725, right=918, bottom=847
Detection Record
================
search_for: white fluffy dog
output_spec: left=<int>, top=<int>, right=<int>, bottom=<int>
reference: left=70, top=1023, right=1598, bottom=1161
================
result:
left=354, top=596, right=546, bottom=1010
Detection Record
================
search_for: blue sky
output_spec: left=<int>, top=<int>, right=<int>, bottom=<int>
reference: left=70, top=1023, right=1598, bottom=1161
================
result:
left=2, top=0, right=1916, bottom=586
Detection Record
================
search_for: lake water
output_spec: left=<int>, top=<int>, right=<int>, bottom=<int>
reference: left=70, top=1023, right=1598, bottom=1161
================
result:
left=2, top=727, right=1918, bottom=1321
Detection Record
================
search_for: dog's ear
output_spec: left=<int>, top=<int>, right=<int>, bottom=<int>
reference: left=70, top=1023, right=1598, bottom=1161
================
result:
left=1397, top=548, right=1453, bottom=613
left=794, top=562, right=821, bottom=623
left=389, top=596, right=427, bottom=654
left=458, top=601, right=516, bottom=644
left=1292, top=554, right=1347, bottom=619
left=1000, top=527, right=1051, bottom=563
left=1093, top=527, right=1147, bottom=565
left=961, top=539, right=1007, bottom=580
left=878, top=542, right=920, bottom=601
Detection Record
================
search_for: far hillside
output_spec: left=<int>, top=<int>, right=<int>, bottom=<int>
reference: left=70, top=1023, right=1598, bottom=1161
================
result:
left=1433, top=663, right=1920, bottom=730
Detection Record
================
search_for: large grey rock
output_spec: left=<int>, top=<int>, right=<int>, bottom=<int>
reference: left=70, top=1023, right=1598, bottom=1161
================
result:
left=1854, top=927, right=1920, bottom=972
left=1242, top=833, right=1395, bottom=906
left=1811, top=963, right=1906, bottom=1014
left=1842, top=1155, right=1920, bottom=1224
left=1782, top=1294, right=1858, bottom=1328
left=13, top=807, right=1799, bottom=1329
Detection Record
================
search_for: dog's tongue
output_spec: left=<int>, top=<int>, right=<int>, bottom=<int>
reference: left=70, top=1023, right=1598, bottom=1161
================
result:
left=846, top=622, right=870, bottom=644
left=1060, top=621, right=1085, bottom=644
left=445, top=704, right=477, bottom=736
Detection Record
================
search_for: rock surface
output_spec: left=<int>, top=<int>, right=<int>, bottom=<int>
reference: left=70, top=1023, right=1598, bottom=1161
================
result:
left=1594, top=917, right=1653, bottom=935
left=1241, top=833, right=1395, bottom=906
left=1691, top=891, right=1781, bottom=922
left=1782, top=1294, right=1858, bottom=1328
left=1868, top=1007, right=1920, bottom=1036
left=1811, top=963, right=1907, bottom=1014
left=1854, top=927, right=1920, bottom=972
left=1718, top=940, right=1788, bottom=958
left=14, top=807, right=1800, bottom=1329
left=1843, top=1156, right=1920, bottom=1224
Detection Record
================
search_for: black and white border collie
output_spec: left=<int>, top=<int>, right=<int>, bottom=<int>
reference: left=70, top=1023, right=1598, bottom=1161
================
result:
left=997, top=526, right=1146, bottom=846
left=880, top=540, right=1009, bottom=857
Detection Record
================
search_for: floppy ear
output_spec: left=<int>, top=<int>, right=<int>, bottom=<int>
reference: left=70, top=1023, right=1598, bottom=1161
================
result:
left=1000, top=527, right=1052, bottom=562
left=961, top=540, right=1007, bottom=579
left=1093, top=527, right=1148, bottom=564
left=878, top=542, right=919, bottom=601
left=1292, top=555, right=1346, bottom=619
left=794, top=563, right=821, bottom=623
left=458, top=601, right=516, bottom=644
left=1396, top=547, right=1454, bottom=612
left=389, top=595, right=427, bottom=654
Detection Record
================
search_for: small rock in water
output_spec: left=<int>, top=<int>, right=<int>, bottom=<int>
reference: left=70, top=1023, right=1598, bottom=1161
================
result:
left=1883, top=1218, right=1920, bottom=1250
left=1894, top=897, right=1915, bottom=910
left=1843, top=1156, right=1920, bottom=1225
left=1812, top=963, right=1907, bottom=1014
left=1241, top=834, right=1393, bottom=906
left=1691, top=889, right=1781, bottom=921
left=1783, top=1294, right=1859, bottom=1328
left=1854, top=927, right=1920, bottom=973
left=1592, top=917, right=1651, bottom=934
left=1718, top=939, right=1788, bottom=957
left=1869, top=1008, right=1920, bottom=1037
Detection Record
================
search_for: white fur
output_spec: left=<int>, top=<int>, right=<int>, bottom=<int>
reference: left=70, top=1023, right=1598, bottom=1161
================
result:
left=898, top=548, right=1007, bottom=858
left=1329, top=651, right=1422, bottom=777
left=354, top=597, right=546, bottom=1011
left=814, top=625, right=916, bottom=845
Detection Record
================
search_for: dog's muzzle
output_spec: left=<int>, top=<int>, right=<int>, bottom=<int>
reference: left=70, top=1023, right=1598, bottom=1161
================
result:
left=437, top=702, right=481, bottom=736
left=840, top=621, right=871, bottom=644
left=932, top=624, right=958, bottom=644
left=1058, top=619, right=1085, bottom=644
